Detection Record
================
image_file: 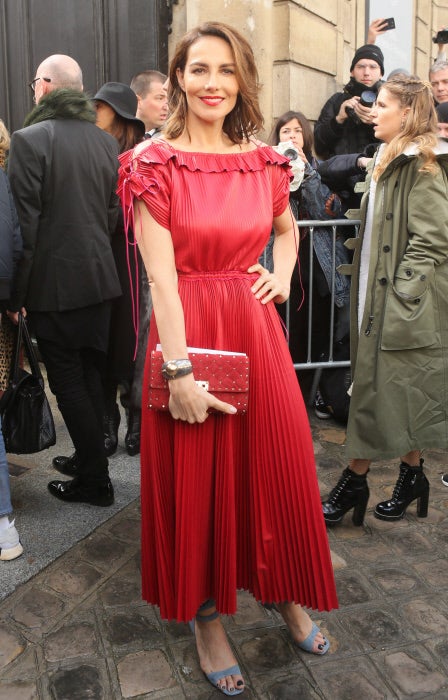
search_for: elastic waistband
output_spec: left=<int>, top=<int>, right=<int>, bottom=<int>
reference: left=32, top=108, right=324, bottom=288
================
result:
left=178, top=270, right=255, bottom=281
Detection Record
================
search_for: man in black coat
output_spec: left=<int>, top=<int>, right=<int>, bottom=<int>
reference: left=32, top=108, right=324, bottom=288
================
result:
left=314, top=44, right=384, bottom=159
left=8, top=54, right=121, bottom=506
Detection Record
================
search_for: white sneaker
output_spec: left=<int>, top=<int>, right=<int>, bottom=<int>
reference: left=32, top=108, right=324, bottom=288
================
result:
left=0, top=520, right=24, bottom=561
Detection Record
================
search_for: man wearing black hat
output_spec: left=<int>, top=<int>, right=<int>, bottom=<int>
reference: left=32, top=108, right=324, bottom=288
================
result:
left=436, top=102, right=448, bottom=139
left=314, top=44, right=384, bottom=159
left=7, top=54, right=121, bottom=507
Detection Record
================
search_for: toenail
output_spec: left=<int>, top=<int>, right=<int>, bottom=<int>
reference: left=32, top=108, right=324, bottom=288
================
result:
left=318, top=643, right=324, bottom=650
left=237, top=680, right=244, bottom=686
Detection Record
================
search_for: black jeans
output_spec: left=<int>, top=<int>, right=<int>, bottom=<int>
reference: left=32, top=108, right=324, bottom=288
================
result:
left=36, top=337, right=109, bottom=486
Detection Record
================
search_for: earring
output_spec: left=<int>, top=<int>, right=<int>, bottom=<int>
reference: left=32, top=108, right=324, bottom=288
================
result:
left=400, top=117, right=406, bottom=131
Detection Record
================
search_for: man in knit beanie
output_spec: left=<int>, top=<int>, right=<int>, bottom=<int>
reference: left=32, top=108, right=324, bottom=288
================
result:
left=436, top=101, right=448, bottom=138
left=314, top=43, right=384, bottom=159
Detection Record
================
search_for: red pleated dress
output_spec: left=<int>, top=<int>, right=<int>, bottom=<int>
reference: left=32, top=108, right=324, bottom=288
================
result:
left=118, top=140, right=338, bottom=622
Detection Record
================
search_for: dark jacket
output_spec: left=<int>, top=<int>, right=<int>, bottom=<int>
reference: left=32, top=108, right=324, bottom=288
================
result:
left=291, top=157, right=350, bottom=307
left=0, top=169, right=22, bottom=302
left=314, top=78, right=381, bottom=159
left=8, top=89, right=121, bottom=312
left=318, top=152, right=364, bottom=192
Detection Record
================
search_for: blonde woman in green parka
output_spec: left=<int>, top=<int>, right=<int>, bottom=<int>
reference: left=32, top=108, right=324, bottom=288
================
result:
left=322, top=74, right=448, bottom=526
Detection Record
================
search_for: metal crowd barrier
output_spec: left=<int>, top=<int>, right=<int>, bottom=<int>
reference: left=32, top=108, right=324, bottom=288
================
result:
left=272, top=218, right=361, bottom=403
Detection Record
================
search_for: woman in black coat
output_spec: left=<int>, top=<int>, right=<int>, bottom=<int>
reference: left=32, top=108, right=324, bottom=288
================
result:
left=94, top=83, right=145, bottom=456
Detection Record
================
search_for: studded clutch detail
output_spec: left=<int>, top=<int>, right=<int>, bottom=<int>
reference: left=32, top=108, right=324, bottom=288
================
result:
left=148, top=349, right=249, bottom=413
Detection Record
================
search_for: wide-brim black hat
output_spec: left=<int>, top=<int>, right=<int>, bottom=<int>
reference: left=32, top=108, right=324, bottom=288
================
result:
left=93, top=82, right=145, bottom=132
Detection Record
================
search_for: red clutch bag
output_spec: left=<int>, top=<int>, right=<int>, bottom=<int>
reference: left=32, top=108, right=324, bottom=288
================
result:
left=148, top=348, right=249, bottom=413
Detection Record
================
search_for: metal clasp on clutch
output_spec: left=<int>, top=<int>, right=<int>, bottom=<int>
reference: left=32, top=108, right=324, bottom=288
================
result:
left=196, top=380, right=209, bottom=390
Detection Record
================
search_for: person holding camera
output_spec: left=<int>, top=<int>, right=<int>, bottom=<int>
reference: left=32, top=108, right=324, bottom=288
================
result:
left=269, top=111, right=353, bottom=423
left=314, top=44, right=384, bottom=160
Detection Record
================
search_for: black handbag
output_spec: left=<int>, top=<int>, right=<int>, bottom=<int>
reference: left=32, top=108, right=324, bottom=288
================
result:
left=0, top=314, right=56, bottom=454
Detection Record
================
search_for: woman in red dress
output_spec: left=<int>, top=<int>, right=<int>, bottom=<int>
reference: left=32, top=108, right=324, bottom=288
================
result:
left=118, top=21, right=337, bottom=696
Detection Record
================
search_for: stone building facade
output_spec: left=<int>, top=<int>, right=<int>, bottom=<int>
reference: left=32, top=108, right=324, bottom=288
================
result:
left=169, top=0, right=448, bottom=140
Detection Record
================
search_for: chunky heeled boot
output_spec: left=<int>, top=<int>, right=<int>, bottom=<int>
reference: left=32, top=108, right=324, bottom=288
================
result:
left=125, top=408, right=141, bottom=456
left=374, top=459, right=429, bottom=521
left=103, top=403, right=121, bottom=457
left=322, top=467, right=370, bottom=526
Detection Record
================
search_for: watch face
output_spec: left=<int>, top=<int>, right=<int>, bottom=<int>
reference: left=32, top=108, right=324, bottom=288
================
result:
left=166, top=362, right=178, bottom=377
left=161, top=359, right=192, bottom=380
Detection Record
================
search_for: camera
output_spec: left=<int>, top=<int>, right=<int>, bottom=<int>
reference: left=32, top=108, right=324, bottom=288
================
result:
left=346, top=90, right=377, bottom=125
left=433, top=29, right=448, bottom=44
left=275, top=140, right=299, bottom=161
left=273, top=140, right=305, bottom=191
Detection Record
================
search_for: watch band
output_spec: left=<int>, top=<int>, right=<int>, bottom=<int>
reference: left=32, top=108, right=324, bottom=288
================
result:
left=161, top=359, right=193, bottom=380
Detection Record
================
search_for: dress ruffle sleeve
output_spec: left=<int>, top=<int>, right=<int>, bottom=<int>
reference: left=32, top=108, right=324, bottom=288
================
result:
left=117, top=142, right=172, bottom=232
left=270, top=155, right=293, bottom=217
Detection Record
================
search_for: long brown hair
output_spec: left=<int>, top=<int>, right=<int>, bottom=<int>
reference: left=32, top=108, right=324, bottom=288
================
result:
left=270, top=110, right=314, bottom=162
left=374, top=75, right=438, bottom=180
left=165, top=21, right=264, bottom=143
left=106, top=112, right=144, bottom=154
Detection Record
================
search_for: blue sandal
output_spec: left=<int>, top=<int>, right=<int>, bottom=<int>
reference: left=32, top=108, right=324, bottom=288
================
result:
left=190, top=607, right=245, bottom=696
left=295, top=621, right=330, bottom=655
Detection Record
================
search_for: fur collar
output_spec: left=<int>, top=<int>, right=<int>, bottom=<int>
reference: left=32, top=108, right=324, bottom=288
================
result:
left=24, top=89, right=96, bottom=127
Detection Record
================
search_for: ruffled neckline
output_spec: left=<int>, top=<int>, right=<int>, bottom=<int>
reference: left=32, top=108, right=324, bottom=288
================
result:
left=119, top=138, right=291, bottom=174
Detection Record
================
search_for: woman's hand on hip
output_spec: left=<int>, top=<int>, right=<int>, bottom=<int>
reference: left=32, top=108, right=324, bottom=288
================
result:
left=248, top=263, right=290, bottom=304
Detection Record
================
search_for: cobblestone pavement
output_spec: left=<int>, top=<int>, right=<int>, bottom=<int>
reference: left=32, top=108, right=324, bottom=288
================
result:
left=0, top=408, right=447, bottom=699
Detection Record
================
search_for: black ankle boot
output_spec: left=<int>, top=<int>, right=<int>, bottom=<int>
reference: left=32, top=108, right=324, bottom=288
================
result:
left=103, top=403, right=121, bottom=457
left=322, top=467, right=370, bottom=526
left=125, top=408, right=141, bottom=456
left=374, top=459, right=429, bottom=521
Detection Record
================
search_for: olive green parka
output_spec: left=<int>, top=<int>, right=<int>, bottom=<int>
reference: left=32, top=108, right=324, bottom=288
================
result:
left=341, top=141, right=448, bottom=459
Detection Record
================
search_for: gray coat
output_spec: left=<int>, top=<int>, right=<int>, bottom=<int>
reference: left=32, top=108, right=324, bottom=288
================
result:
left=341, top=141, right=448, bottom=459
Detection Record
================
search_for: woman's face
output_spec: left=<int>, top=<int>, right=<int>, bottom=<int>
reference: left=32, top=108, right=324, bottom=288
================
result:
left=95, top=101, right=116, bottom=133
left=278, top=118, right=304, bottom=149
left=176, top=35, right=239, bottom=126
left=371, top=87, right=410, bottom=143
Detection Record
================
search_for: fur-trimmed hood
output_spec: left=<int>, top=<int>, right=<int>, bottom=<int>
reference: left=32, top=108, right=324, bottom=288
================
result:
left=23, top=89, right=96, bottom=127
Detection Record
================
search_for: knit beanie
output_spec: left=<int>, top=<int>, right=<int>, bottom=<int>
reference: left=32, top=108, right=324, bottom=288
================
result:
left=350, top=44, right=385, bottom=75
left=436, top=101, right=448, bottom=122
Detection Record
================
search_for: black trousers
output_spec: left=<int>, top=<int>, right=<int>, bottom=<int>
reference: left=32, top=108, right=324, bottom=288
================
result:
left=36, top=337, right=109, bottom=486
